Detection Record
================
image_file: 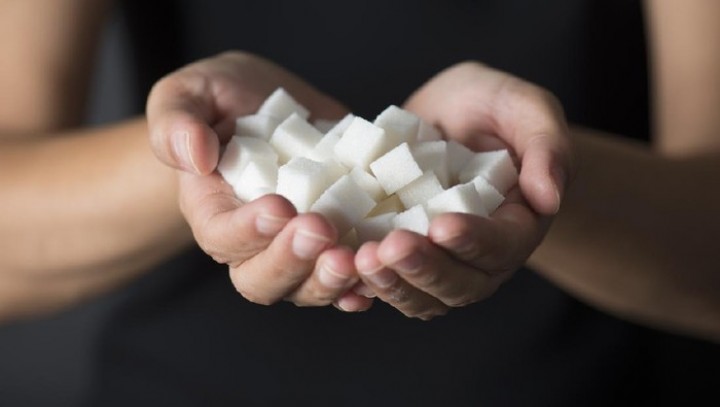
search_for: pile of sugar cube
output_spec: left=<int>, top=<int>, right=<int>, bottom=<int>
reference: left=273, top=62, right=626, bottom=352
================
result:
left=218, top=88, right=518, bottom=247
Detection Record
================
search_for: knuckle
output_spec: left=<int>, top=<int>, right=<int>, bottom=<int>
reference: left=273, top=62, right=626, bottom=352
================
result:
left=235, top=284, right=276, bottom=306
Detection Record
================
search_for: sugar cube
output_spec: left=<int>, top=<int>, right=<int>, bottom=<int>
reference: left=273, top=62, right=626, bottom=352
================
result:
left=370, top=142, right=423, bottom=195
left=333, top=117, right=390, bottom=170
left=396, top=171, right=444, bottom=209
left=324, top=113, right=355, bottom=139
left=411, top=140, right=450, bottom=188
left=276, top=157, right=334, bottom=213
left=235, top=114, right=281, bottom=140
left=313, top=119, right=338, bottom=134
left=446, top=140, right=475, bottom=184
left=471, top=175, right=505, bottom=215
left=233, top=160, right=278, bottom=203
left=349, top=167, right=386, bottom=202
left=393, top=205, right=430, bottom=235
left=270, top=113, right=324, bottom=164
left=310, top=175, right=376, bottom=236
left=257, top=87, right=310, bottom=121
left=217, top=136, right=278, bottom=185
left=458, top=149, right=518, bottom=194
left=426, top=183, right=488, bottom=218
left=373, top=105, right=420, bottom=148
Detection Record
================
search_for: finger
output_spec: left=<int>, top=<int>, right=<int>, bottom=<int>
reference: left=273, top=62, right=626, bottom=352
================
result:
left=230, top=213, right=337, bottom=305
left=285, top=246, right=359, bottom=306
left=333, top=292, right=374, bottom=312
left=356, top=241, right=448, bottom=320
left=376, top=230, right=501, bottom=308
left=428, top=205, right=547, bottom=274
left=147, top=72, right=224, bottom=175
left=178, top=171, right=297, bottom=265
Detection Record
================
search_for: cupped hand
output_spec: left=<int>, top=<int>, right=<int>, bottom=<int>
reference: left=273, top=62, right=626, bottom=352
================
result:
left=354, top=62, right=574, bottom=319
left=147, top=51, right=372, bottom=309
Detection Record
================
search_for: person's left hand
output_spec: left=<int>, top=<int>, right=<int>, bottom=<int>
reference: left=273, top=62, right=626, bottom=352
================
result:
left=352, top=62, right=574, bottom=319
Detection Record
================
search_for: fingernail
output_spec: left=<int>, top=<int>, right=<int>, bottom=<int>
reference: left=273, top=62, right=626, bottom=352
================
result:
left=317, top=263, right=349, bottom=288
left=361, top=266, right=397, bottom=288
left=393, top=253, right=423, bottom=274
left=256, top=214, right=289, bottom=237
left=353, top=283, right=376, bottom=298
left=292, top=229, right=331, bottom=260
left=172, top=131, right=199, bottom=173
left=551, top=166, right=566, bottom=214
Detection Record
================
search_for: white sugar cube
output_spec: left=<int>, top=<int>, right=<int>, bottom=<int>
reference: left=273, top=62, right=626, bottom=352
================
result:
left=472, top=175, right=505, bottom=215
left=396, top=171, right=444, bottom=209
left=369, top=142, right=423, bottom=195
left=276, top=157, right=334, bottom=213
left=426, top=183, right=488, bottom=218
left=324, top=113, right=355, bottom=139
left=393, top=205, right=430, bottom=236
left=235, top=114, right=281, bottom=141
left=373, top=105, right=420, bottom=148
left=416, top=120, right=443, bottom=143
left=257, top=87, right=310, bottom=121
left=333, top=117, right=390, bottom=170
left=270, top=113, right=324, bottom=164
left=446, top=140, right=475, bottom=184
left=306, top=130, right=341, bottom=162
left=356, top=213, right=396, bottom=243
left=367, top=194, right=405, bottom=217
left=310, top=175, right=376, bottom=236
left=411, top=140, right=450, bottom=188
left=349, top=167, right=385, bottom=202
left=217, top=136, right=278, bottom=184
left=458, top=149, right=518, bottom=194
left=233, top=160, right=278, bottom=203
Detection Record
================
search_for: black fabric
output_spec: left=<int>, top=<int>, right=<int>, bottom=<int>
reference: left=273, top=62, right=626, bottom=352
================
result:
left=1, top=1, right=718, bottom=406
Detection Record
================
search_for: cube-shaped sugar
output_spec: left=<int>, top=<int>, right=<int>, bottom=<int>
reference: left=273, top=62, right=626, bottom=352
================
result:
left=458, top=149, right=518, bottom=194
left=369, top=142, right=423, bottom=195
left=235, top=114, right=281, bottom=141
left=416, top=120, right=443, bottom=143
left=217, top=136, right=278, bottom=185
left=310, top=175, right=376, bottom=236
left=306, top=129, right=341, bottom=162
left=471, top=175, right=505, bottom=215
left=356, top=213, right=396, bottom=243
left=276, top=157, right=334, bottom=213
left=446, top=140, right=475, bottom=184
left=324, top=113, right=355, bottom=139
left=396, top=171, right=444, bottom=209
left=426, top=183, right=488, bottom=218
left=367, top=194, right=405, bottom=217
left=373, top=105, right=420, bottom=148
left=349, top=167, right=386, bottom=202
left=393, top=205, right=430, bottom=236
left=257, top=87, right=310, bottom=121
left=233, top=160, right=278, bottom=203
left=411, top=140, right=450, bottom=188
left=333, top=117, right=390, bottom=170
left=270, top=113, right=324, bottom=164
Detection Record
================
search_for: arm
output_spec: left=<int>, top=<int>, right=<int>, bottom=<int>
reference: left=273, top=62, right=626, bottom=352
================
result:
left=528, top=0, right=720, bottom=342
left=0, top=0, right=192, bottom=322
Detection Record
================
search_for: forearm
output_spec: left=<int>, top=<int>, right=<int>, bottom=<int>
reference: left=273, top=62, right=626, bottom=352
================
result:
left=529, top=127, right=720, bottom=341
left=0, top=119, right=192, bottom=320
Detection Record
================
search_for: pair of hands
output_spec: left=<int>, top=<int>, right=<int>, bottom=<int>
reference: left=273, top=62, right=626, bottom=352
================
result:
left=146, top=51, right=573, bottom=319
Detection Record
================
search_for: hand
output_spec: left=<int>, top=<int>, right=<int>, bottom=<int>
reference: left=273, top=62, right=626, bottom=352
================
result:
left=353, top=62, right=574, bottom=319
left=147, top=51, right=372, bottom=310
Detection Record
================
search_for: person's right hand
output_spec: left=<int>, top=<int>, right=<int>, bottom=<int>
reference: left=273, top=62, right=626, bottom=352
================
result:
left=146, top=52, right=372, bottom=311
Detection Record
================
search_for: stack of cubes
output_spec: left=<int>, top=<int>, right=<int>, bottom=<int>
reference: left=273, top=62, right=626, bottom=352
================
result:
left=218, top=88, right=518, bottom=247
